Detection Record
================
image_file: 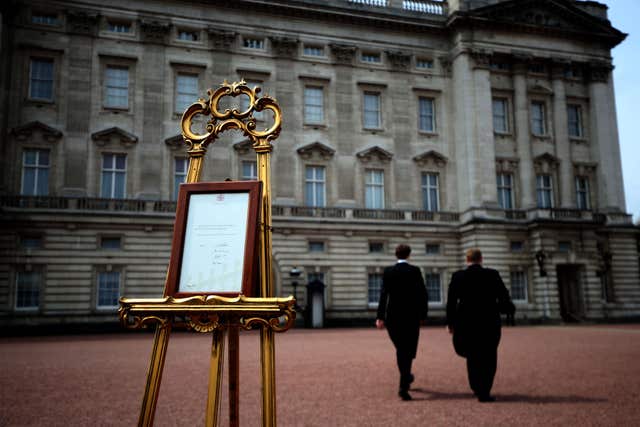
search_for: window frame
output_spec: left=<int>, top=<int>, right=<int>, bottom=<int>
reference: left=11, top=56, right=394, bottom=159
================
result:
left=418, top=97, right=436, bottom=133
left=103, top=65, right=130, bottom=110
left=425, top=271, right=443, bottom=305
left=492, top=97, right=509, bottom=134
left=364, top=169, right=385, bottom=209
left=100, top=153, right=127, bottom=199
left=367, top=271, right=383, bottom=307
left=303, top=85, right=325, bottom=125
left=510, top=270, right=529, bottom=303
left=531, top=101, right=547, bottom=136
left=20, top=148, right=50, bottom=196
left=496, top=173, right=514, bottom=210
left=242, top=36, right=265, bottom=50
left=305, top=165, right=326, bottom=207
left=575, top=176, right=590, bottom=210
left=175, top=73, right=199, bottom=114
left=15, top=269, right=42, bottom=311
left=421, top=172, right=440, bottom=212
left=363, top=91, right=382, bottom=130
left=536, top=174, right=554, bottom=208
left=28, top=57, right=55, bottom=102
left=96, top=270, right=122, bottom=310
left=567, top=104, right=584, bottom=139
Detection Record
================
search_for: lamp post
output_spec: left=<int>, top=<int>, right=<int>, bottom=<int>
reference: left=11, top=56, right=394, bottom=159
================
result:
left=289, top=267, right=302, bottom=310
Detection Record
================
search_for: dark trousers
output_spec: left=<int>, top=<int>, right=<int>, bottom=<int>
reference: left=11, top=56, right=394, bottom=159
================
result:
left=466, top=346, right=498, bottom=397
left=387, top=324, right=419, bottom=392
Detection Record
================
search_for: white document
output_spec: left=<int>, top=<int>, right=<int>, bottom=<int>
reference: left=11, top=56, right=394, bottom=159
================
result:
left=179, top=192, right=249, bottom=293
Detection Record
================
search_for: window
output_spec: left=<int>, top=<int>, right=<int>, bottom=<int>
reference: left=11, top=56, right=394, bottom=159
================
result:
left=104, top=66, right=129, bottom=109
left=510, top=271, right=528, bottom=302
left=497, top=173, right=513, bottom=210
left=304, top=86, right=324, bottom=124
left=101, top=236, right=121, bottom=250
left=369, top=242, right=385, bottom=253
left=361, top=52, right=381, bottom=63
left=528, top=63, right=546, bottom=74
left=558, top=241, right=572, bottom=253
left=575, top=176, right=590, bottom=210
left=21, top=149, right=50, bottom=196
left=367, top=273, right=383, bottom=305
left=15, top=271, right=41, bottom=309
left=425, top=272, right=442, bottom=303
left=567, top=105, right=583, bottom=138
left=536, top=175, right=554, bottom=208
left=243, top=37, right=264, bottom=49
left=177, top=30, right=198, bottom=41
left=490, top=61, right=511, bottom=72
left=510, top=241, right=524, bottom=252
left=32, top=12, right=57, bottom=26
left=426, top=243, right=440, bottom=255
left=174, top=157, right=188, bottom=200
left=97, top=271, right=120, bottom=308
left=241, top=160, right=257, bottom=181
left=416, top=59, right=434, bottom=69
left=305, top=165, right=326, bottom=207
left=421, top=173, right=439, bottom=212
left=309, top=241, right=325, bottom=252
left=303, top=45, right=324, bottom=57
left=531, top=101, right=546, bottom=135
left=418, top=97, right=435, bottom=133
left=175, top=74, right=198, bottom=114
left=365, top=169, right=384, bottom=209
left=492, top=98, right=509, bottom=133
left=363, top=92, right=381, bottom=129
left=29, top=58, right=54, bottom=101
left=20, top=235, right=43, bottom=249
left=107, top=21, right=131, bottom=33
left=101, top=153, right=126, bottom=199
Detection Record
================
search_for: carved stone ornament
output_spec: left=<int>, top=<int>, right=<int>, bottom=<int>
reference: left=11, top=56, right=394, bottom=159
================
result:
left=413, top=150, right=448, bottom=168
left=471, top=49, right=492, bottom=70
left=438, top=56, right=452, bottom=76
left=573, top=162, right=597, bottom=176
left=140, top=20, right=170, bottom=44
left=270, top=36, right=298, bottom=58
left=164, top=134, right=185, bottom=151
left=66, top=9, right=99, bottom=36
left=207, top=28, right=236, bottom=51
left=12, top=121, right=63, bottom=142
left=232, top=139, right=253, bottom=155
left=533, top=152, right=559, bottom=173
left=330, top=43, right=356, bottom=65
left=495, top=157, right=519, bottom=174
left=91, top=127, right=138, bottom=147
left=356, top=146, right=393, bottom=163
left=386, top=51, right=411, bottom=70
left=296, top=142, right=336, bottom=160
left=588, top=62, right=612, bottom=83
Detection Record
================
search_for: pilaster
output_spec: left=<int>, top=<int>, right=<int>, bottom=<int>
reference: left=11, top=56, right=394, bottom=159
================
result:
left=551, top=60, right=572, bottom=208
left=513, top=61, right=534, bottom=209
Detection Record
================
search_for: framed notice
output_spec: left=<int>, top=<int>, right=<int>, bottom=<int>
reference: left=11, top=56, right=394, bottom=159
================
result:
left=165, top=181, right=262, bottom=297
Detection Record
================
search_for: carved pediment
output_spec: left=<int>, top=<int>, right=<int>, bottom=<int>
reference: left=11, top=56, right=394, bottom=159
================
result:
left=573, top=162, right=597, bottom=176
left=66, top=10, right=99, bottom=36
left=296, top=142, right=335, bottom=160
left=270, top=37, right=298, bottom=58
left=165, top=134, right=186, bottom=151
left=91, top=127, right=138, bottom=147
left=534, top=152, right=559, bottom=173
left=356, top=146, right=393, bottom=163
left=12, top=121, right=62, bottom=142
left=330, top=43, right=356, bottom=65
left=386, top=51, right=411, bottom=70
left=140, top=19, right=171, bottom=44
left=495, top=157, right=519, bottom=173
left=413, top=150, right=447, bottom=168
left=207, top=28, right=236, bottom=51
left=233, top=139, right=253, bottom=155
left=469, top=0, right=626, bottom=47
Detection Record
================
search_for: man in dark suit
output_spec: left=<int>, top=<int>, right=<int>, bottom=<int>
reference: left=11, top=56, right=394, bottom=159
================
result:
left=446, top=248, right=515, bottom=402
left=376, top=244, right=429, bottom=401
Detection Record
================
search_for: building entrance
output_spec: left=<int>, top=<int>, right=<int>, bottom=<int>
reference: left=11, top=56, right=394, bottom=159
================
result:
left=556, top=265, right=585, bottom=322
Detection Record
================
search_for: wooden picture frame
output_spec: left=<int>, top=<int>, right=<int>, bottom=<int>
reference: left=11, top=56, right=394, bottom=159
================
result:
left=165, top=181, right=262, bottom=297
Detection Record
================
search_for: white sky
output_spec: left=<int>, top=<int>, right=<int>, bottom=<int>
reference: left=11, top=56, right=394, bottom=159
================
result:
left=604, top=0, right=639, bottom=222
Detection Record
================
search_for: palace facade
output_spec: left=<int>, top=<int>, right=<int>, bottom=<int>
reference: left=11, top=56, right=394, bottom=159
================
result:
left=1, top=0, right=639, bottom=327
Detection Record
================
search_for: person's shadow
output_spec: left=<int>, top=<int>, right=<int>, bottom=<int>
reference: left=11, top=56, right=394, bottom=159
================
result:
left=411, top=388, right=606, bottom=404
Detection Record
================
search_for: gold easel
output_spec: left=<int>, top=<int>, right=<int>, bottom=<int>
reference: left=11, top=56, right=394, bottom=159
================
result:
left=119, top=80, right=295, bottom=427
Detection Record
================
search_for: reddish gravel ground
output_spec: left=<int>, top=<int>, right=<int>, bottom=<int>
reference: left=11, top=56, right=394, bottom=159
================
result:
left=1, top=325, right=639, bottom=426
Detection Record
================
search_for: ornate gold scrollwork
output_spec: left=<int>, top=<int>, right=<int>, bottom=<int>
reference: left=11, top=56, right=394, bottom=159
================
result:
left=179, top=80, right=282, bottom=155
left=119, top=295, right=296, bottom=333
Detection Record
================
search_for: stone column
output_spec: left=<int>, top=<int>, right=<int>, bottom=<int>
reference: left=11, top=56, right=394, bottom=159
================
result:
left=588, top=62, right=626, bottom=211
left=551, top=61, right=572, bottom=208
left=330, top=44, right=357, bottom=206
left=513, top=61, right=535, bottom=209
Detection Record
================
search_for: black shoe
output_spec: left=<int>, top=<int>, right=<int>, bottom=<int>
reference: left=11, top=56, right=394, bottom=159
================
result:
left=408, top=374, right=415, bottom=385
left=477, top=395, right=495, bottom=402
left=399, top=390, right=412, bottom=401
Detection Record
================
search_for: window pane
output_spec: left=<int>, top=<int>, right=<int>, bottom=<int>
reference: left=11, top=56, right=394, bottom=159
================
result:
left=367, top=273, right=383, bottom=304
left=114, top=172, right=126, bottom=198
left=105, top=67, right=129, bottom=108
left=98, top=272, right=120, bottom=307
left=363, top=93, right=380, bottom=128
left=30, top=59, right=54, bottom=100
left=425, top=273, right=441, bottom=303
left=241, top=161, right=257, bottom=180
left=16, top=272, right=40, bottom=309
left=36, top=168, right=49, bottom=196
left=493, top=99, right=507, bottom=132
left=176, top=74, right=199, bottom=113
left=419, top=98, right=434, bottom=132
left=101, top=172, right=112, bottom=198
left=510, top=271, right=528, bottom=302
left=304, top=86, right=324, bottom=123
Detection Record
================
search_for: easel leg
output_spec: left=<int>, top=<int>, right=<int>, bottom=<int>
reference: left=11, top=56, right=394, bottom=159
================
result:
left=260, top=327, right=276, bottom=427
left=205, top=328, right=226, bottom=427
left=138, top=322, right=172, bottom=427
left=228, top=326, right=240, bottom=427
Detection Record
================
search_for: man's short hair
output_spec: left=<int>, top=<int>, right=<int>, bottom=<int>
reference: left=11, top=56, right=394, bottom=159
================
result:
left=466, top=248, right=482, bottom=263
left=395, top=244, right=411, bottom=259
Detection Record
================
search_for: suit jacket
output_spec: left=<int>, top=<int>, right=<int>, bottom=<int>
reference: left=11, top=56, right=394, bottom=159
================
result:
left=446, top=264, right=515, bottom=346
left=377, top=262, right=428, bottom=327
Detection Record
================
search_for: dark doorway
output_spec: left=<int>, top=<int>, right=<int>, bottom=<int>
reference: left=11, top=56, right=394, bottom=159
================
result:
left=556, top=265, right=584, bottom=322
